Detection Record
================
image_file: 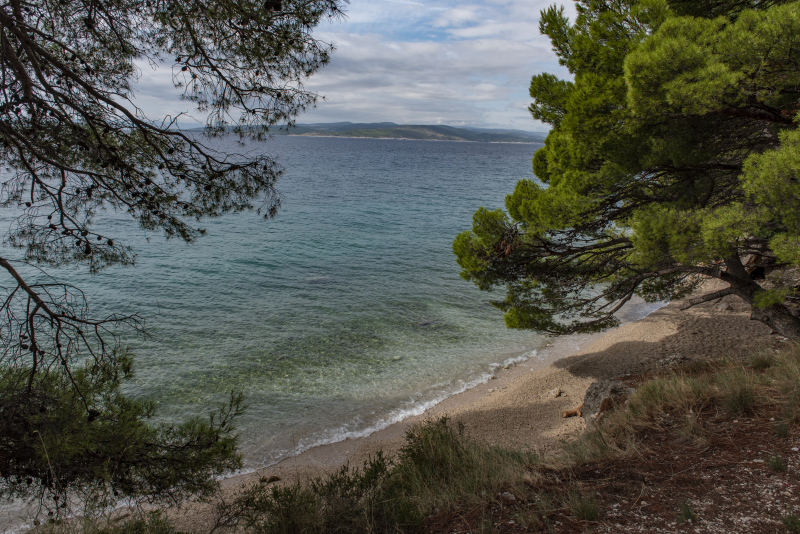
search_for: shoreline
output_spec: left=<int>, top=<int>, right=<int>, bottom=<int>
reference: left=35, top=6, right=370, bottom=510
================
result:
left=0, top=287, right=781, bottom=533
left=170, top=285, right=781, bottom=531
left=227, top=297, right=667, bottom=478
left=278, top=133, right=544, bottom=144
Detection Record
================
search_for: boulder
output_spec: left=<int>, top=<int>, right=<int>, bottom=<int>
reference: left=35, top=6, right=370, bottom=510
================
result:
left=582, top=380, right=627, bottom=424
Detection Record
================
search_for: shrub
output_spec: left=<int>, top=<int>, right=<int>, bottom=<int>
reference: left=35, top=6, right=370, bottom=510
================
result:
left=221, top=417, right=538, bottom=533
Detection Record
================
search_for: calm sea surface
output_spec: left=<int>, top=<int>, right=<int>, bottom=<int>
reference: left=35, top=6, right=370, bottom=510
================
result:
left=12, top=136, right=552, bottom=468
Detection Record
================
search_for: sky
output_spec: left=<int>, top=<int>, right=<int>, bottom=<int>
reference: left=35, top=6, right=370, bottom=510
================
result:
left=133, top=0, right=576, bottom=132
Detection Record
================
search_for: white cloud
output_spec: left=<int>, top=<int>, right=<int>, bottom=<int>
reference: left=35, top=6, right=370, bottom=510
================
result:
left=126, top=0, right=577, bottom=130
left=432, top=5, right=483, bottom=27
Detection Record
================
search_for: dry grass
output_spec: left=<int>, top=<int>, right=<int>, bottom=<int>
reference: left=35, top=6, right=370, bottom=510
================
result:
left=563, top=344, right=800, bottom=467
left=41, top=345, right=800, bottom=534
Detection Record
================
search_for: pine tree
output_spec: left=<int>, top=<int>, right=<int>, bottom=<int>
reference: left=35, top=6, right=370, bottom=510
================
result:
left=0, top=0, right=344, bottom=511
left=454, top=0, right=800, bottom=337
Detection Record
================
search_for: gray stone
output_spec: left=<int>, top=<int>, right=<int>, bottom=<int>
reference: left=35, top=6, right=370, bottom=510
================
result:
left=582, top=379, right=627, bottom=423
left=656, top=353, right=689, bottom=369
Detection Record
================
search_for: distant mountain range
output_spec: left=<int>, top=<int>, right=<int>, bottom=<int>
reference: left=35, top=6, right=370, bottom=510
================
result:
left=274, top=122, right=547, bottom=143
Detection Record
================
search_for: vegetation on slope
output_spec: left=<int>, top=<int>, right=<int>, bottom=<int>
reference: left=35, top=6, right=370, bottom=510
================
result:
left=47, top=343, right=800, bottom=533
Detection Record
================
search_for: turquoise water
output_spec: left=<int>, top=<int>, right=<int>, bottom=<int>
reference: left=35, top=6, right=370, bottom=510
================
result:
left=10, top=136, right=552, bottom=468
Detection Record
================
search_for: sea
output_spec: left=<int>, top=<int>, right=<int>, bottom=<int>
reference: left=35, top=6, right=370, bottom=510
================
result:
left=3, top=136, right=659, bottom=472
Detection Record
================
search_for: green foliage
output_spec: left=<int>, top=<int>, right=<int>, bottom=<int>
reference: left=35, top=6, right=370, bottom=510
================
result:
left=222, top=417, right=539, bottom=534
left=754, top=288, right=793, bottom=309
left=0, top=0, right=344, bottom=511
left=454, top=0, right=800, bottom=337
left=0, top=353, right=242, bottom=513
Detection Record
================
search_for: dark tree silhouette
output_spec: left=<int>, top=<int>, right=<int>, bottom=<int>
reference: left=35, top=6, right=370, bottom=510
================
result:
left=0, top=0, right=344, bottom=512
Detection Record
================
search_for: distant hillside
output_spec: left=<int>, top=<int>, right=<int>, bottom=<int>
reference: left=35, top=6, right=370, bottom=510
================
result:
left=275, top=122, right=547, bottom=143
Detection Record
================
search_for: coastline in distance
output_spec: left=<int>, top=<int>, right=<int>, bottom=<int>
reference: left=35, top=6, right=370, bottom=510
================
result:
left=187, top=122, right=547, bottom=143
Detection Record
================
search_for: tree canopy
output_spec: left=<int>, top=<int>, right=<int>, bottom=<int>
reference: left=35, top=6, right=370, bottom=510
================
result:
left=454, top=0, right=800, bottom=338
left=0, top=0, right=344, bottom=513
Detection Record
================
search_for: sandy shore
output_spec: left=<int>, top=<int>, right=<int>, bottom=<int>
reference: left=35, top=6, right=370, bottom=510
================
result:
left=169, top=285, right=781, bottom=531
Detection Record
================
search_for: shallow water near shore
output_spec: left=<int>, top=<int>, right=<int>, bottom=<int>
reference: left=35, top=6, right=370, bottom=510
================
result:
left=2, top=136, right=658, bottom=473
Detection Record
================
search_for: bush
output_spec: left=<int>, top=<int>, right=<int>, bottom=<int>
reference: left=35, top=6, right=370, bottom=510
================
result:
left=0, top=354, right=243, bottom=516
left=221, top=417, right=539, bottom=534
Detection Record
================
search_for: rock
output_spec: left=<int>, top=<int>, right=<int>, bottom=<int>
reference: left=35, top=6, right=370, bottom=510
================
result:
left=499, top=491, right=516, bottom=502
left=582, top=380, right=627, bottom=423
left=715, top=302, right=732, bottom=311
left=656, top=353, right=689, bottom=369
left=550, top=387, right=562, bottom=398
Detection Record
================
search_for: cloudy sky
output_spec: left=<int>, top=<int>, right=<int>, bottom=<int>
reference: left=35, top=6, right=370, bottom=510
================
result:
left=134, top=0, right=575, bottom=132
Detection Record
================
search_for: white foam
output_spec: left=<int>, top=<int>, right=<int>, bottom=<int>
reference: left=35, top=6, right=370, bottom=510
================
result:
left=244, top=348, right=542, bottom=471
left=242, top=298, right=669, bottom=473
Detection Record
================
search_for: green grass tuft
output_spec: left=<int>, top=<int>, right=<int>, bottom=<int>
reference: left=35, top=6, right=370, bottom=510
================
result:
left=784, top=514, right=800, bottom=532
left=776, top=420, right=791, bottom=439
left=676, top=500, right=697, bottom=524
left=568, top=492, right=600, bottom=522
left=719, top=369, right=757, bottom=416
left=768, top=454, right=787, bottom=472
left=749, top=352, right=775, bottom=371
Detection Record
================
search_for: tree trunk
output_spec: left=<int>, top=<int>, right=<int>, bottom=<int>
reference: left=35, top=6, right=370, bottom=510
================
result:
left=721, top=253, right=800, bottom=340
left=749, top=305, right=800, bottom=339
